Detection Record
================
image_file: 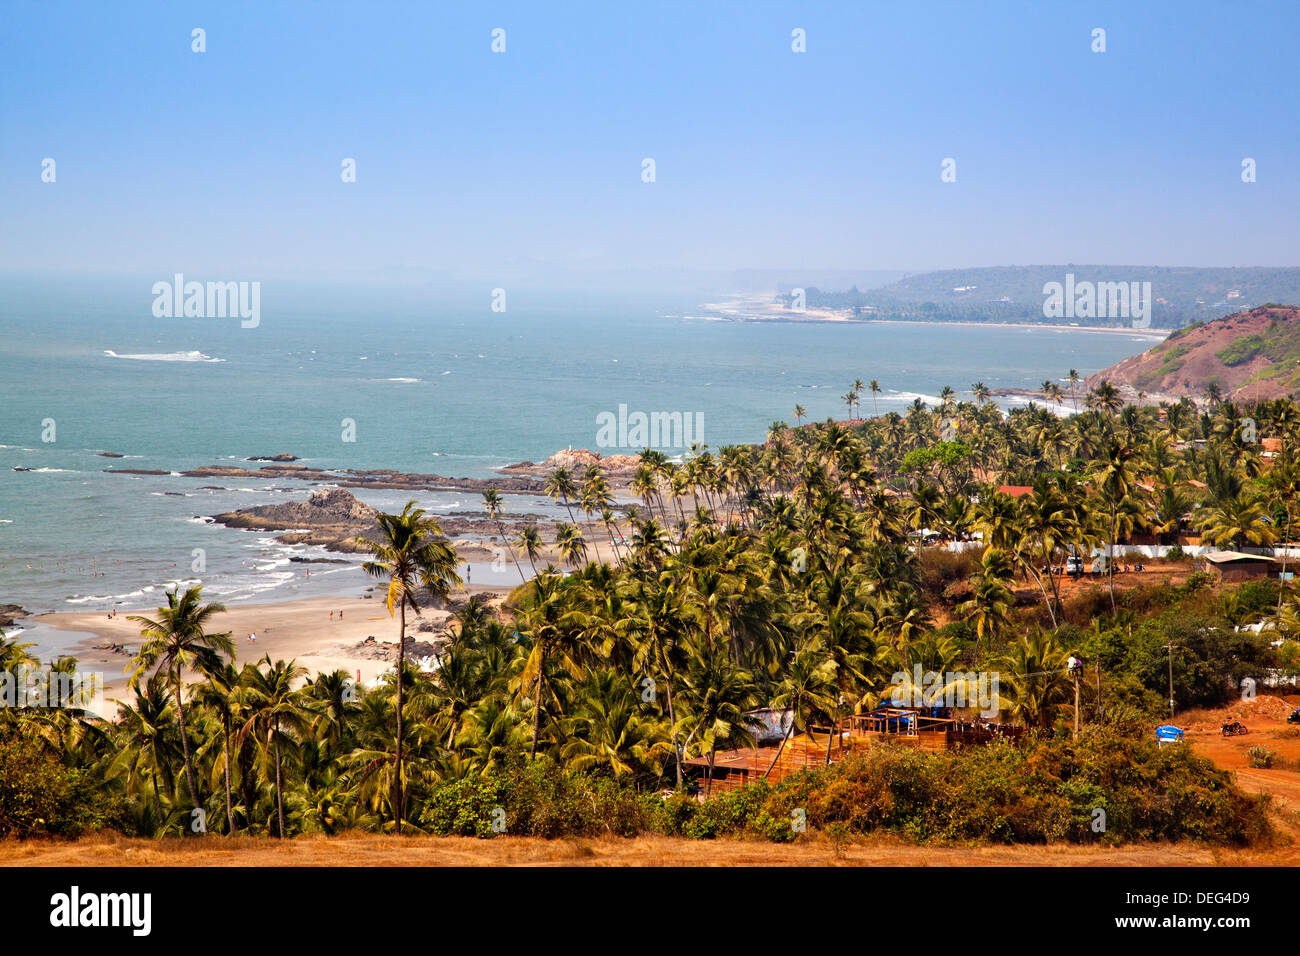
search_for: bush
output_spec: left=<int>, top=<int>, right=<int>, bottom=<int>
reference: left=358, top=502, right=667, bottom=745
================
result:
left=1165, top=545, right=1185, bottom=562
left=415, top=729, right=1273, bottom=847
left=0, top=736, right=130, bottom=838
left=1246, top=746, right=1276, bottom=769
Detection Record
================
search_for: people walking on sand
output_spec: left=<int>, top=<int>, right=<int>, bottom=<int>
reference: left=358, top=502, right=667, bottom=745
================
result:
left=249, top=631, right=257, bottom=644
left=329, top=609, right=333, bottom=620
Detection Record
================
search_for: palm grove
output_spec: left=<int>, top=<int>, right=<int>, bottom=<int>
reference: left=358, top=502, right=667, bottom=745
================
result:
left=1, top=378, right=1296, bottom=841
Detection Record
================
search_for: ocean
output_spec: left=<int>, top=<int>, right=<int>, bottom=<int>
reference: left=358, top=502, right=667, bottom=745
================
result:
left=0, top=275, right=1162, bottom=635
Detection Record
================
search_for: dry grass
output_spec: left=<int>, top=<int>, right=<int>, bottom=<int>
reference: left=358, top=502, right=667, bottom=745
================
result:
left=3, top=830, right=1297, bottom=868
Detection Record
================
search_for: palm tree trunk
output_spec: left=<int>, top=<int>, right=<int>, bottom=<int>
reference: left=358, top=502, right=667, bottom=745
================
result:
left=1278, top=508, right=1292, bottom=615
left=150, top=765, right=163, bottom=823
left=705, top=743, right=716, bottom=798
left=1108, top=506, right=1118, bottom=613
left=763, top=721, right=794, bottom=779
left=395, top=598, right=406, bottom=831
left=498, top=519, right=526, bottom=582
left=273, top=717, right=286, bottom=837
left=224, top=720, right=237, bottom=835
left=659, top=649, right=682, bottom=788
left=173, top=677, right=200, bottom=809
left=530, top=670, right=544, bottom=758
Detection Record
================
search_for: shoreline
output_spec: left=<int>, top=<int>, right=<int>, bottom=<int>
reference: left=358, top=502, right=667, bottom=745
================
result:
left=27, top=586, right=513, bottom=717
left=857, top=317, right=1170, bottom=338
left=696, top=293, right=1172, bottom=337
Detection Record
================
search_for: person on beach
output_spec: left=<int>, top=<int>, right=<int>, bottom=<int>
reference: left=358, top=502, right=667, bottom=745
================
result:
left=249, top=632, right=257, bottom=644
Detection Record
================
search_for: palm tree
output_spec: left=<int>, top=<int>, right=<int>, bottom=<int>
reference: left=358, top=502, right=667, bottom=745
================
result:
left=763, top=642, right=837, bottom=778
left=869, top=379, right=881, bottom=417
left=127, top=586, right=234, bottom=811
left=793, top=404, right=806, bottom=427
left=515, top=524, right=543, bottom=576
left=995, top=629, right=1073, bottom=728
left=560, top=672, right=671, bottom=779
left=1068, top=369, right=1080, bottom=413
left=1092, top=440, right=1138, bottom=611
left=482, top=490, right=526, bottom=583
left=677, top=641, right=758, bottom=797
left=1197, top=494, right=1276, bottom=550
left=108, top=675, right=177, bottom=825
left=544, top=467, right=580, bottom=524
left=554, top=522, right=588, bottom=568
left=238, top=656, right=311, bottom=837
left=513, top=573, right=589, bottom=757
left=355, top=501, right=461, bottom=829
left=957, top=547, right=1016, bottom=654
left=194, top=661, right=242, bottom=834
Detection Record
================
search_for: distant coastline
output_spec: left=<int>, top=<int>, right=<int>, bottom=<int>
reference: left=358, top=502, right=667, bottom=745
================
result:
left=699, top=292, right=1171, bottom=338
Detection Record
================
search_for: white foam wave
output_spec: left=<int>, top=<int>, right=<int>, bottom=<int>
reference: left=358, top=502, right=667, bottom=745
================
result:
left=104, top=350, right=225, bottom=363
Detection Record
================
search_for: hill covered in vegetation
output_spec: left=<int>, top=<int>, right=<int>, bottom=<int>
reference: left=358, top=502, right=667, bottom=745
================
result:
left=794, top=266, right=1300, bottom=329
left=1088, top=305, right=1300, bottom=401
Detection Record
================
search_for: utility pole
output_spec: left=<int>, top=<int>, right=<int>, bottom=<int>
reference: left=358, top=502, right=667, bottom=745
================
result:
left=1068, top=655, right=1083, bottom=739
left=1074, top=670, right=1080, bottom=738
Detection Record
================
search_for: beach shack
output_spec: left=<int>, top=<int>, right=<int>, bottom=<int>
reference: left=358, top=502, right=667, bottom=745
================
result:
left=1199, top=550, right=1277, bottom=583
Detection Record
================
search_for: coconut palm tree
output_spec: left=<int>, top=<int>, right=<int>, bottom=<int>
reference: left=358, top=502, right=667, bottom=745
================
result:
left=355, top=502, right=461, bottom=829
left=1092, top=440, right=1138, bottom=611
left=515, top=524, right=543, bottom=576
left=1197, top=494, right=1276, bottom=550
left=237, top=656, right=311, bottom=837
left=194, top=661, right=242, bottom=834
left=995, top=629, right=1073, bottom=728
left=676, top=640, right=758, bottom=797
left=127, top=585, right=234, bottom=811
left=482, top=490, right=526, bottom=583
left=560, top=671, right=671, bottom=779
left=107, top=675, right=177, bottom=825
left=763, top=641, right=837, bottom=778
left=544, top=467, right=580, bottom=524
left=554, top=522, right=588, bottom=568
left=513, top=572, right=590, bottom=757
left=957, top=547, right=1016, bottom=654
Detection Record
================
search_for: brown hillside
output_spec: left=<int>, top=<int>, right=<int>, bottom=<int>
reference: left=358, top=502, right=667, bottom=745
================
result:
left=1086, top=305, right=1300, bottom=402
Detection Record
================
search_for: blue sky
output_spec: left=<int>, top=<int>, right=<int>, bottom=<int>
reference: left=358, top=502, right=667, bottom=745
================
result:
left=2, top=0, right=1297, bottom=284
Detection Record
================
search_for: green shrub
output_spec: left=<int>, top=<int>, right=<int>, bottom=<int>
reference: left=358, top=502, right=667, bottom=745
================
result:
left=415, top=729, right=1273, bottom=847
left=0, top=736, right=130, bottom=838
left=1246, top=746, right=1275, bottom=769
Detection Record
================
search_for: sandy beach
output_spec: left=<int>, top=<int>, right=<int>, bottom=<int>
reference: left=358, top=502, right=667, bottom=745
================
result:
left=30, top=585, right=512, bottom=717
left=698, top=293, right=1172, bottom=338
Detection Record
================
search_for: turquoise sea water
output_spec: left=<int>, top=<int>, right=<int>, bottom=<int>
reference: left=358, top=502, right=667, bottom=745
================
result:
left=0, top=275, right=1161, bottom=629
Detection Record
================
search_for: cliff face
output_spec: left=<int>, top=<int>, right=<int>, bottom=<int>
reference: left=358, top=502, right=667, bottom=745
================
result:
left=1087, top=305, right=1300, bottom=401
